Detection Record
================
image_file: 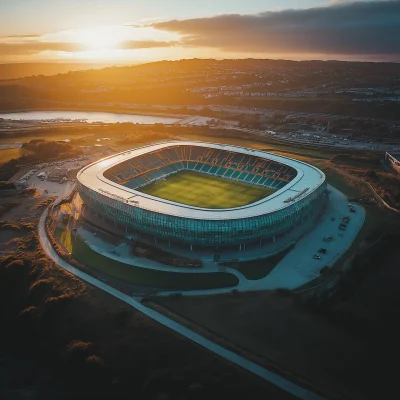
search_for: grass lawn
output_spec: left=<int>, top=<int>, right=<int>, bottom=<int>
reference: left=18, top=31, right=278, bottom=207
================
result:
left=150, top=291, right=369, bottom=400
left=0, top=148, right=21, bottom=164
left=56, top=229, right=238, bottom=290
left=324, top=170, right=361, bottom=198
left=139, top=170, right=275, bottom=209
left=222, top=246, right=293, bottom=280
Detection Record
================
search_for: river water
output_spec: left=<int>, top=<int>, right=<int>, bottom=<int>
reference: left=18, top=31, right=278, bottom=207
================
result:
left=0, top=110, right=182, bottom=124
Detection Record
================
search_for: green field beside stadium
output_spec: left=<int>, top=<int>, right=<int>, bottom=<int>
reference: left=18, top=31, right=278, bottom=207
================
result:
left=56, top=228, right=238, bottom=290
left=139, top=170, right=275, bottom=209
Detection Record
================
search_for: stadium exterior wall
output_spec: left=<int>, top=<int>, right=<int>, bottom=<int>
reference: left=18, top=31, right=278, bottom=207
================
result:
left=77, top=144, right=327, bottom=250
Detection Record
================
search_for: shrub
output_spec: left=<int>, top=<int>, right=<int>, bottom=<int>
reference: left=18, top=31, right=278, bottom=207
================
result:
left=0, top=254, right=18, bottom=267
left=86, top=355, right=106, bottom=368
left=0, top=181, right=16, bottom=190
left=29, top=278, right=56, bottom=302
left=19, top=305, right=38, bottom=320
left=5, top=259, right=25, bottom=269
left=44, top=293, right=75, bottom=309
left=0, top=222, right=20, bottom=231
left=22, top=139, right=83, bottom=161
left=66, top=340, right=94, bottom=356
left=20, top=221, right=36, bottom=231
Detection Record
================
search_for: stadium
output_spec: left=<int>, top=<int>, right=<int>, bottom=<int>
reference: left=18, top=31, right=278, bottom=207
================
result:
left=77, top=141, right=327, bottom=252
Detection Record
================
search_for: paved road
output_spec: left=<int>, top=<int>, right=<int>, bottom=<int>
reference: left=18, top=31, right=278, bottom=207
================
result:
left=38, top=208, right=325, bottom=400
left=229, top=126, right=399, bottom=153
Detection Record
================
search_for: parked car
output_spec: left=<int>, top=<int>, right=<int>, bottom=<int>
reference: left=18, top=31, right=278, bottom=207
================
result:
left=313, top=254, right=321, bottom=260
left=318, top=248, right=327, bottom=254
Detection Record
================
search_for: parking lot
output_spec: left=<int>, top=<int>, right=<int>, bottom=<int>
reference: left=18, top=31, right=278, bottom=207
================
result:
left=259, top=186, right=365, bottom=290
left=13, top=152, right=106, bottom=197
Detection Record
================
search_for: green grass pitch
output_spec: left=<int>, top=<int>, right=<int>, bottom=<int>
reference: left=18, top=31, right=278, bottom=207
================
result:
left=139, top=170, right=275, bottom=209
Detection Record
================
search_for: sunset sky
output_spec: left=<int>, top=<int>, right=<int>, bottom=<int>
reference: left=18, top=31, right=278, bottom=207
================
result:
left=0, top=0, right=399, bottom=63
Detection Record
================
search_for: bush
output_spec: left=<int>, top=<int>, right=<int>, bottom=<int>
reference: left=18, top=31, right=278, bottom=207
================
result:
left=86, top=355, right=106, bottom=368
left=4, top=259, right=25, bottom=269
left=66, top=340, right=95, bottom=357
left=44, top=293, right=75, bottom=310
left=64, top=341, right=97, bottom=369
left=20, top=221, right=36, bottom=231
left=29, top=278, right=56, bottom=303
left=22, top=139, right=83, bottom=161
left=0, top=254, right=18, bottom=267
left=0, top=221, right=20, bottom=230
left=18, top=305, right=38, bottom=320
left=0, top=181, right=16, bottom=190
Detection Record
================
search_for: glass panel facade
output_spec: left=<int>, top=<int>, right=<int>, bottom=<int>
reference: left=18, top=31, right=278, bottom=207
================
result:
left=78, top=181, right=327, bottom=247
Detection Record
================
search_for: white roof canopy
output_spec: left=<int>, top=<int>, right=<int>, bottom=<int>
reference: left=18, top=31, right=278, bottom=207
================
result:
left=77, top=141, right=325, bottom=220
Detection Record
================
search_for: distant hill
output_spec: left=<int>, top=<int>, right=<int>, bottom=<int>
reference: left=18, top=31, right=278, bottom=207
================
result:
left=1, top=58, right=399, bottom=122
left=0, top=62, right=140, bottom=80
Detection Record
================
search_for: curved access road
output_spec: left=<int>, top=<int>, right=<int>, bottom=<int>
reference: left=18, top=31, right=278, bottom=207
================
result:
left=38, top=207, right=325, bottom=400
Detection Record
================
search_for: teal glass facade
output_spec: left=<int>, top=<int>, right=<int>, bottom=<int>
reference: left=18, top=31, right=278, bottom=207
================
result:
left=78, top=181, right=327, bottom=247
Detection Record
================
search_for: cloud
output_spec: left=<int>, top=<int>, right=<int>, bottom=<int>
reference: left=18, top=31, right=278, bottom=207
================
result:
left=152, top=1, right=400, bottom=57
left=5, top=34, right=41, bottom=39
left=0, top=34, right=178, bottom=57
left=0, top=40, right=85, bottom=56
left=139, top=16, right=170, bottom=23
left=119, top=40, right=179, bottom=49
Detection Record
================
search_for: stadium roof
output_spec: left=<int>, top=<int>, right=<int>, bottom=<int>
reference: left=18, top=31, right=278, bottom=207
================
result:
left=77, top=141, right=325, bottom=220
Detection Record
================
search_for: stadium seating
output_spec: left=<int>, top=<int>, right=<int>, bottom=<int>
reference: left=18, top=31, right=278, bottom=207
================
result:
left=103, top=145, right=297, bottom=191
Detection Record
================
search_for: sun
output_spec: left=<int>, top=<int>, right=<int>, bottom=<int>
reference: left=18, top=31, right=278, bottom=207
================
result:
left=77, top=27, right=122, bottom=51
left=55, top=25, right=182, bottom=61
